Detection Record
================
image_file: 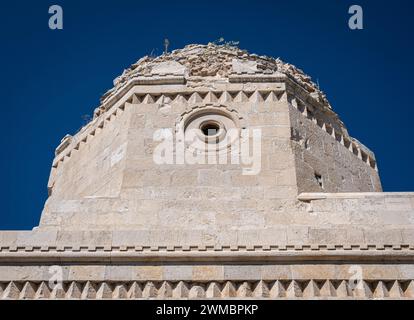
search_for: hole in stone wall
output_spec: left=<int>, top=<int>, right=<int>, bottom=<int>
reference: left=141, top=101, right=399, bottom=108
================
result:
left=344, top=138, right=351, bottom=149
left=315, top=173, right=323, bottom=188
left=325, top=124, right=333, bottom=135
left=352, top=145, right=359, bottom=156
left=297, top=102, right=305, bottom=113
left=306, top=108, right=314, bottom=120
left=335, top=133, right=342, bottom=142
left=316, top=119, right=324, bottom=128
left=361, top=151, right=368, bottom=162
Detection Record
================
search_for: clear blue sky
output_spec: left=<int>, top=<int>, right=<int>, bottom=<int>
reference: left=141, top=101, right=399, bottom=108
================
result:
left=0, top=0, right=413, bottom=230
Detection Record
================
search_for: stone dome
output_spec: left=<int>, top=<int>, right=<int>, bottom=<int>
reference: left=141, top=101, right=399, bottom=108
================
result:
left=101, top=43, right=330, bottom=108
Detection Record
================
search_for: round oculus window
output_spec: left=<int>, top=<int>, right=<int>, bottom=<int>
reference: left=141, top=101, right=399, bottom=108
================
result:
left=181, top=108, right=240, bottom=153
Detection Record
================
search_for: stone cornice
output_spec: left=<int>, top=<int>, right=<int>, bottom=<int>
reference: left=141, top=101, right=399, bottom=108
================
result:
left=228, top=72, right=286, bottom=83
left=1, top=244, right=414, bottom=263
left=298, top=192, right=414, bottom=201
left=98, top=74, right=186, bottom=113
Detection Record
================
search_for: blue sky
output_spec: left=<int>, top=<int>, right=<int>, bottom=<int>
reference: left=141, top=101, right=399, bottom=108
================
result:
left=0, top=0, right=413, bottom=229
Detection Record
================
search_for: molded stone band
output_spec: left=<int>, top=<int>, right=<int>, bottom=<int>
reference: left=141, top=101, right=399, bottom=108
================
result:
left=1, top=245, right=414, bottom=263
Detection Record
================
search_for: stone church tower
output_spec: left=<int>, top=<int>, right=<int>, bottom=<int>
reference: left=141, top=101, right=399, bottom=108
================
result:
left=1, top=44, right=413, bottom=299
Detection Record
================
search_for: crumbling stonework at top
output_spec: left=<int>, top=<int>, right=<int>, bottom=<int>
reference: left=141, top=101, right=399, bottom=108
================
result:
left=103, top=44, right=331, bottom=108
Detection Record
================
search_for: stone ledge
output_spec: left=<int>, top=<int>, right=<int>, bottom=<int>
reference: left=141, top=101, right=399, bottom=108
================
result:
left=229, top=73, right=286, bottom=83
left=298, top=192, right=414, bottom=201
left=1, top=245, right=414, bottom=263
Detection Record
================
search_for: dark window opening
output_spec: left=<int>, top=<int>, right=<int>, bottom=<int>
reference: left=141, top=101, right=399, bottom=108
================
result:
left=201, top=122, right=220, bottom=136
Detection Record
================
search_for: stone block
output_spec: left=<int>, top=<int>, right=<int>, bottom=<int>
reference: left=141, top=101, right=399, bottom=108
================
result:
left=264, top=186, right=297, bottom=199
left=230, top=171, right=259, bottom=186
left=134, top=266, right=163, bottom=281
left=122, top=169, right=144, bottom=188
left=346, top=228, right=365, bottom=244
left=397, top=265, right=414, bottom=279
left=104, top=266, right=134, bottom=281
left=0, top=266, right=47, bottom=281
left=236, top=230, right=261, bottom=245
left=16, top=230, right=57, bottom=246
left=308, top=228, right=347, bottom=244
left=363, top=229, right=403, bottom=244
left=0, top=231, right=18, bottom=246
left=261, top=265, right=292, bottom=280
left=260, top=126, right=291, bottom=138
left=224, top=265, right=262, bottom=281
left=68, top=266, right=106, bottom=281
left=197, top=169, right=232, bottom=187
left=268, top=152, right=294, bottom=170
left=291, top=265, right=336, bottom=280
left=402, top=229, right=414, bottom=243
left=214, top=229, right=238, bottom=245
left=163, top=266, right=193, bottom=281
left=171, top=170, right=198, bottom=186
left=112, top=230, right=151, bottom=246
left=287, top=226, right=309, bottom=244
left=385, top=197, right=412, bottom=211
left=192, top=266, right=224, bottom=281
left=259, top=227, right=288, bottom=244
left=56, top=231, right=113, bottom=246
left=256, top=170, right=277, bottom=186
left=129, top=114, right=145, bottom=128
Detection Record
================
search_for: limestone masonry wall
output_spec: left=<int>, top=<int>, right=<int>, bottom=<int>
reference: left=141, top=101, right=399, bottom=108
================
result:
left=1, top=44, right=413, bottom=299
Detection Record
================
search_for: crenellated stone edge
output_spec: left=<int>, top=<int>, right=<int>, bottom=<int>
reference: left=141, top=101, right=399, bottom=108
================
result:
left=0, top=279, right=413, bottom=299
left=2, top=244, right=414, bottom=252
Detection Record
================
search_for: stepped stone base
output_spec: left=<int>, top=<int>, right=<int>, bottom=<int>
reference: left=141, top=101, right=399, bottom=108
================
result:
left=1, top=191, right=414, bottom=300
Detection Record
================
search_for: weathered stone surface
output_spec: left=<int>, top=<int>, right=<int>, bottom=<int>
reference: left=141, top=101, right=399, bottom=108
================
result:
left=150, top=61, right=187, bottom=75
left=232, top=59, right=258, bottom=73
left=1, top=44, right=413, bottom=300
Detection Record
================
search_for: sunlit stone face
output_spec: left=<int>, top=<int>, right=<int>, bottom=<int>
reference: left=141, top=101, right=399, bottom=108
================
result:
left=41, top=43, right=382, bottom=232
left=0, top=44, right=412, bottom=301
